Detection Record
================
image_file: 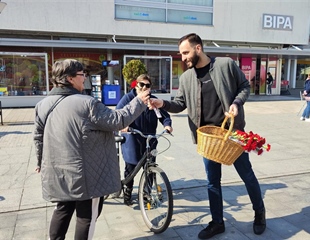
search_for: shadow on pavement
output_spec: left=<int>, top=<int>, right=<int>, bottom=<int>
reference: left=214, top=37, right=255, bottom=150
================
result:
left=0, top=131, right=32, bottom=138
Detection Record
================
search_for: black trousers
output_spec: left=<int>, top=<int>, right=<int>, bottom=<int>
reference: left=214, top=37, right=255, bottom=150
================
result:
left=49, top=197, right=104, bottom=240
left=124, top=162, right=155, bottom=193
left=124, top=138, right=158, bottom=190
left=124, top=162, right=136, bottom=189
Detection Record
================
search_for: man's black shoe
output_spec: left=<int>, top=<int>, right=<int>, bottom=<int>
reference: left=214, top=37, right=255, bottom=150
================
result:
left=198, top=221, right=225, bottom=239
left=253, top=209, right=266, bottom=235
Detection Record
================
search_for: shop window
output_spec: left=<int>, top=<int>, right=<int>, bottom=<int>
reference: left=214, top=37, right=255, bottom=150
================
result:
left=0, top=53, right=48, bottom=96
left=115, top=0, right=213, bottom=25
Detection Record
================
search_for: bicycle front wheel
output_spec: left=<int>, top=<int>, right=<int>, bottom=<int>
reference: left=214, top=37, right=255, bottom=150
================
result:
left=138, top=166, right=173, bottom=234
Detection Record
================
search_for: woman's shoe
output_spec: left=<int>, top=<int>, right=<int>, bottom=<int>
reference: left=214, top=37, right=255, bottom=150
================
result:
left=123, top=187, right=133, bottom=206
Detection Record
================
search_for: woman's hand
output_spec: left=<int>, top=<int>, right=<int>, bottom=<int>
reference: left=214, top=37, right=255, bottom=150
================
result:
left=136, top=90, right=150, bottom=104
left=120, top=126, right=129, bottom=132
left=164, top=126, right=173, bottom=133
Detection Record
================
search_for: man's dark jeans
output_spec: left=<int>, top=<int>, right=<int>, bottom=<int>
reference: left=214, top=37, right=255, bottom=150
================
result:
left=203, top=152, right=265, bottom=223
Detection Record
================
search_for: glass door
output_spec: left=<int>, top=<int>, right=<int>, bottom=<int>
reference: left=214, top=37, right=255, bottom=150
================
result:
left=259, top=58, right=267, bottom=95
left=123, top=55, right=172, bottom=99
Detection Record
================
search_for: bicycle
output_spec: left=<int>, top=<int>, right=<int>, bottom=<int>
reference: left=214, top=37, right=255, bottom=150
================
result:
left=106, top=127, right=174, bottom=234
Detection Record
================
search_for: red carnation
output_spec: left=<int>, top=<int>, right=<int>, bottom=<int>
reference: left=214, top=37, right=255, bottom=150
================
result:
left=230, top=130, right=271, bottom=156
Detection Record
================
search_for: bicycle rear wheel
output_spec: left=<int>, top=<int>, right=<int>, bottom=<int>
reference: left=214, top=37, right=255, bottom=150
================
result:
left=138, top=166, right=173, bottom=234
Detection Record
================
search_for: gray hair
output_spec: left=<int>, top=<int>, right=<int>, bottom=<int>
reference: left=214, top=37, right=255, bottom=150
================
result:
left=51, top=59, right=84, bottom=87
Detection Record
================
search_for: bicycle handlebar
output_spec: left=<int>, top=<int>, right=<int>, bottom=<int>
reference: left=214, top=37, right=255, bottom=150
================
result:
left=127, top=127, right=173, bottom=138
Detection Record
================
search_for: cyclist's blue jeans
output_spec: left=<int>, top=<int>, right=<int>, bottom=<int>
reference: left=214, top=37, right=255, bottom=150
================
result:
left=203, top=152, right=265, bottom=224
left=302, top=100, right=310, bottom=118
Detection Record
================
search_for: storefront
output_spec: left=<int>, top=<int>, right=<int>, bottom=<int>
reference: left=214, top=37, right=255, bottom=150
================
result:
left=1, top=45, right=310, bottom=107
left=239, top=57, right=279, bottom=95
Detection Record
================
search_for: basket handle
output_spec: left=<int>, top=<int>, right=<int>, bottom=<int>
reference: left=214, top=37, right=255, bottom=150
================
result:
left=220, top=114, right=234, bottom=141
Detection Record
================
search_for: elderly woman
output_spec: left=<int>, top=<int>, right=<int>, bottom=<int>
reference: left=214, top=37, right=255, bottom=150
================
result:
left=33, top=59, right=150, bottom=240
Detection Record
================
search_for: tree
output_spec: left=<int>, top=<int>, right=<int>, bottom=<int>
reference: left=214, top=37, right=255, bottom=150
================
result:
left=122, top=59, right=147, bottom=85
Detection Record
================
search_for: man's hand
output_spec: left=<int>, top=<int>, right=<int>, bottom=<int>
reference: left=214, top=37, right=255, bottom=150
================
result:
left=35, top=166, right=41, bottom=173
left=225, top=103, right=238, bottom=117
left=148, top=98, right=164, bottom=110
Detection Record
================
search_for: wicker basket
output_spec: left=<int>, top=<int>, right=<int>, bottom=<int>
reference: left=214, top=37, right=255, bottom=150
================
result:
left=197, top=115, right=244, bottom=165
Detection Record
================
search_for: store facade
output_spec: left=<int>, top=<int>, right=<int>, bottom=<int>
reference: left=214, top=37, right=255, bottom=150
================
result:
left=0, top=0, right=309, bottom=107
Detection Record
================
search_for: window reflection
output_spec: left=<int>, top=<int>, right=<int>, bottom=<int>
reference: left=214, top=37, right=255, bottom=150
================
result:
left=0, top=54, right=48, bottom=96
left=124, top=56, right=172, bottom=94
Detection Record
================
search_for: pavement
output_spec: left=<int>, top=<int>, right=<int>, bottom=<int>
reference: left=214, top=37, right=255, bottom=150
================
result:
left=1, top=91, right=310, bottom=240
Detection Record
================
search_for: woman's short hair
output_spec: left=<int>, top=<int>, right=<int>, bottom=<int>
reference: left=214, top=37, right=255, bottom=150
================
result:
left=51, top=59, right=84, bottom=87
left=136, top=74, right=152, bottom=85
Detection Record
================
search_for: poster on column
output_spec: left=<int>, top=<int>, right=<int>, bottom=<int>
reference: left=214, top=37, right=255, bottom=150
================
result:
left=241, top=58, right=254, bottom=94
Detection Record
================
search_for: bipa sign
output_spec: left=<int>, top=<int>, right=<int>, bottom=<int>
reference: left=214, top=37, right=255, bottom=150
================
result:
left=263, top=14, right=293, bottom=31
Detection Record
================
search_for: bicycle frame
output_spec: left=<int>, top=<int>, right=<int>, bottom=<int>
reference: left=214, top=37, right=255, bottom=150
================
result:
left=121, top=129, right=164, bottom=188
left=113, top=128, right=173, bottom=233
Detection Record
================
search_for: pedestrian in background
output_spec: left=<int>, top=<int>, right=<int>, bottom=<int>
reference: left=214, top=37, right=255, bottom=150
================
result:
left=266, top=72, right=273, bottom=95
left=116, top=74, right=173, bottom=206
left=149, top=33, right=266, bottom=239
left=300, top=73, right=310, bottom=121
left=33, top=59, right=150, bottom=240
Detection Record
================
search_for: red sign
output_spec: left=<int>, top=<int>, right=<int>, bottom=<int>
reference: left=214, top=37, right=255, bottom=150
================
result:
left=241, top=58, right=252, bottom=71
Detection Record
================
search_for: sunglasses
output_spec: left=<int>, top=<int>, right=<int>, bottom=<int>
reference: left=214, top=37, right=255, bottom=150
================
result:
left=137, top=82, right=151, bottom=88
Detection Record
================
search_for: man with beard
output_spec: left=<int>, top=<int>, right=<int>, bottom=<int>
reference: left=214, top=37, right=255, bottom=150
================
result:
left=149, top=33, right=266, bottom=239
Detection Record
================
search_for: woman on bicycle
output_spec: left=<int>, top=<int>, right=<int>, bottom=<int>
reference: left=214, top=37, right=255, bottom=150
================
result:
left=116, top=74, right=173, bottom=206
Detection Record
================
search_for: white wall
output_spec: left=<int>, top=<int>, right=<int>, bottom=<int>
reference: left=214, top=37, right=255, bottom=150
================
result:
left=212, top=0, right=310, bottom=44
left=0, top=0, right=309, bottom=45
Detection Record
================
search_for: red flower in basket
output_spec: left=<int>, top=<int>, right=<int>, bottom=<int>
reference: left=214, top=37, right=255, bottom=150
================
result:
left=230, top=130, right=271, bottom=155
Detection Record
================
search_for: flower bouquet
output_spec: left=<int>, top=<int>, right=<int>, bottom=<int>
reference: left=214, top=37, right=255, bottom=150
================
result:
left=229, top=130, right=271, bottom=155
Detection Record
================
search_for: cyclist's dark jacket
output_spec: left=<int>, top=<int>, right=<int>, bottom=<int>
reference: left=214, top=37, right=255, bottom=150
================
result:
left=116, top=88, right=172, bottom=165
left=304, top=78, right=310, bottom=97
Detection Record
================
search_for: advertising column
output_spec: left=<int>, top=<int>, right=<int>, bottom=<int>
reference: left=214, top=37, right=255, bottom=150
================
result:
left=241, top=57, right=256, bottom=94
left=91, top=75, right=102, bottom=101
left=102, top=84, right=121, bottom=106
left=101, top=60, right=121, bottom=105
